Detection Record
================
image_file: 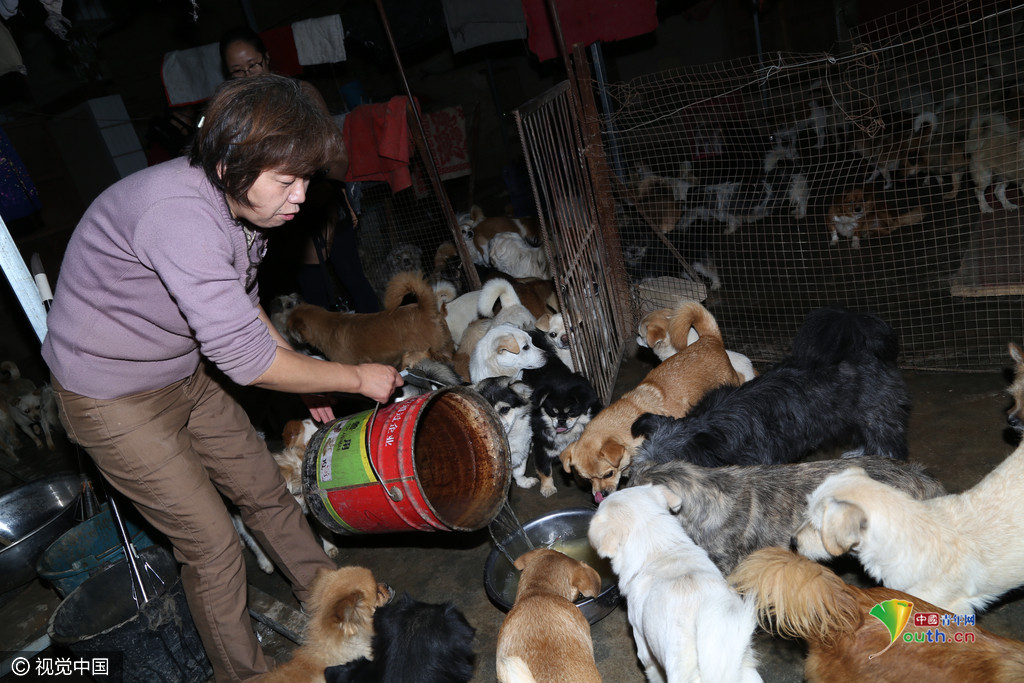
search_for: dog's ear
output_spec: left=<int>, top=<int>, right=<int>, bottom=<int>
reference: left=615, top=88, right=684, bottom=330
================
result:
left=513, top=547, right=545, bottom=571
left=820, top=499, right=867, bottom=556
left=330, top=590, right=372, bottom=637
left=495, top=334, right=522, bottom=356
left=590, top=522, right=624, bottom=558
left=572, top=562, right=603, bottom=599
left=560, top=443, right=576, bottom=472
left=535, top=313, right=553, bottom=331
left=655, top=484, right=684, bottom=513
left=599, top=441, right=627, bottom=469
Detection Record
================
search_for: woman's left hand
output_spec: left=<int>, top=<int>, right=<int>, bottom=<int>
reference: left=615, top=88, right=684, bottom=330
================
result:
left=302, top=393, right=336, bottom=423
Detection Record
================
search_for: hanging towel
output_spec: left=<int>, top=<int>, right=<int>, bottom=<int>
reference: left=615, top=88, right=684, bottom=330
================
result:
left=292, top=14, right=346, bottom=65
left=160, top=43, right=223, bottom=106
left=520, top=0, right=658, bottom=62
left=343, top=96, right=413, bottom=193
left=440, top=0, right=527, bottom=53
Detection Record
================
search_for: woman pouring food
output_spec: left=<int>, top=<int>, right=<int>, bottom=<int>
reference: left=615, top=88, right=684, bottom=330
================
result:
left=41, top=74, right=402, bottom=682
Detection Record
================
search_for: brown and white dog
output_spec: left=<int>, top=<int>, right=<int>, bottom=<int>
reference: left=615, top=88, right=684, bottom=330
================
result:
left=285, top=271, right=454, bottom=367
left=259, top=565, right=393, bottom=682
left=460, top=205, right=541, bottom=267
left=495, top=548, right=603, bottom=683
left=636, top=306, right=756, bottom=382
left=560, top=301, right=742, bottom=502
left=826, top=186, right=926, bottom=249
left=730, top=547, right=1024, bottom=683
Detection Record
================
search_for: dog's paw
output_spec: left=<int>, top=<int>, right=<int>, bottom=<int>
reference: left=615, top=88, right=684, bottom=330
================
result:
left=540, top=481, right=557, bottom=497
left=514, top=476, right=539, bottom=489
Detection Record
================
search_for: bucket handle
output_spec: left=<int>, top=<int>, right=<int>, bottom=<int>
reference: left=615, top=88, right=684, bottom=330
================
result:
left=364, top=402, right=404, bottom=503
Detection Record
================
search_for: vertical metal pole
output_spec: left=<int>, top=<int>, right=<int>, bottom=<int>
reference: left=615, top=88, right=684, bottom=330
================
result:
left=373, top=0, right=481, bottom=291
left=589, top=41, right=625, bottom=183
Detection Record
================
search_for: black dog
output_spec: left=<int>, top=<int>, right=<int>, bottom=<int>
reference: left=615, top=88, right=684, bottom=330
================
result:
left=521, top=330, right=603, bottom=497
left=324, top=592, right=476, bottom=683
left=631, top=306, right=910, bottom=469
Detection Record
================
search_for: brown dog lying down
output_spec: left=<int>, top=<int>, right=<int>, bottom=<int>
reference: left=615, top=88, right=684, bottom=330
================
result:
left=260, top=565, right=393, bottom=682
left=730, top=547, right=1024, bottom=683
left=496, top=548, right=603, bottom=683
left=560, top=301, right=742, bottom=502
left=285, top=271, right=455, bottom=367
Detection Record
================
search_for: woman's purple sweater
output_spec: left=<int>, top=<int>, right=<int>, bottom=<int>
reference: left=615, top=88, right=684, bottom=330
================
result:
left=42, top=157, right=278, bottom=400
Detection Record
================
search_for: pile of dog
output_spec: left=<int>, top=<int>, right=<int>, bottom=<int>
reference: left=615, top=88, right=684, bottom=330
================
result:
left=261, top=290, right=1024, bottom=681
left=502, top=301, right=1024, bottom=682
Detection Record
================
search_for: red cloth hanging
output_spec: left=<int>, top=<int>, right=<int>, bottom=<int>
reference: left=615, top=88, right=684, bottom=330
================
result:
left=520, top=0, right=658, bottom=62
left=343, top=96, right=414, bottom=193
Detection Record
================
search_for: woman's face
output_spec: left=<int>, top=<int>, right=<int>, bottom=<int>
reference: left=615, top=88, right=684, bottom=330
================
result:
left=227, top=170, right=307, bottom=228
left=224, top=40, right=267, bottom=79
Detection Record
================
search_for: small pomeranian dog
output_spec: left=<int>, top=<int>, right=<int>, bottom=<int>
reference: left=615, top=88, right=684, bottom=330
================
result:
left=520, top=330, right=602, bottom=497
left=631, top=306, right=910, bottom=469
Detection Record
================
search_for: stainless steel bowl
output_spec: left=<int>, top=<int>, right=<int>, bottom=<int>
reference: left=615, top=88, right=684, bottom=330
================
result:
left=483, top=507, right=620, bottom=624
left=0, top=472, right=82, bottom=593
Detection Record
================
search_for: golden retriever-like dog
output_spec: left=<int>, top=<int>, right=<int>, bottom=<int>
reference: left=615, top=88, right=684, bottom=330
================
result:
left=495, top=548, right=603, bottom=683
left=730, top=547, right=1024, bottom=682
left=793, top=443, right=1024, bottom=616
left=260, top=565, right=393, bottom=682
left=285, top=271, right=454, bottom=367
left=560, top=301, right=742, bottom=502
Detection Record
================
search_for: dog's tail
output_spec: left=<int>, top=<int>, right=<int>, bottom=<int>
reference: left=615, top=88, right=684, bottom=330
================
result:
left=496, top=655, right=537, bottom=683
left=667, top=301, right=722, bottom=350
left=729, top=547, right=864, bottom=648
left=432, top=280, right=458, bottom=311
left=788, top=306, right=899, bottom=368
left=384, top=271, right=436, bottom=312
left=477, top=277, right=522, bottom=318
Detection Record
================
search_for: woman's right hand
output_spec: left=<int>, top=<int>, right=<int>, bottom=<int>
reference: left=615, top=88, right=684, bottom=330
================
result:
left=355, top=363, right=404, bottom=403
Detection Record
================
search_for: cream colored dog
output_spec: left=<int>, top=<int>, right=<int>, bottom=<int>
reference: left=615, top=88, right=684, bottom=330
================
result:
left=794, top=442, right=1024, bottom=615
left=561, top=302, right=743, bottom=502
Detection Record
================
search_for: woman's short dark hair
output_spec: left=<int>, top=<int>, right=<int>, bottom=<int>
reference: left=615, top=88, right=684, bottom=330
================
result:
left=188, top=74, right=339, bottom=208
left=219, top=25, right=267, bottom=76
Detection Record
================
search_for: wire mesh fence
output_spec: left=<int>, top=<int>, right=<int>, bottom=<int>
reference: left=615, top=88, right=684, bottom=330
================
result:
left=589, top=0, right=1024, bottom=370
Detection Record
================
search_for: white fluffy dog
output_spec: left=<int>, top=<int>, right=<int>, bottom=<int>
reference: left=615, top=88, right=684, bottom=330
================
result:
left=488, top=232, right=550, bottom=280
left=469, top=323, right=547, bottom=383
left=589, top=484, right=762, bottom=683
left=794, top=442, right=1024, bottom=615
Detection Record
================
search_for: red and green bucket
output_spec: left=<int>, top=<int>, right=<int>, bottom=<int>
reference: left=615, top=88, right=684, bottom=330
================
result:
left=302, top=386, right=511, bottom=534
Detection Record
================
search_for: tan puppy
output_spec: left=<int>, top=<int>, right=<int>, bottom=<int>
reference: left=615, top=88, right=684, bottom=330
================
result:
left=636, top=306, right=756, bottom=382
left=561, top=302, right=742, bottom=502
left=260, top=566, right=393, bottom=682
left=496, top=548, right=603, bottom=683
left=285, top=271, right=454, bottom=367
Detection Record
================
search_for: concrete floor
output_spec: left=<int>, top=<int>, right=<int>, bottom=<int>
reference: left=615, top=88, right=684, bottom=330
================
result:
left=3, top=349, right=1024, bottom=682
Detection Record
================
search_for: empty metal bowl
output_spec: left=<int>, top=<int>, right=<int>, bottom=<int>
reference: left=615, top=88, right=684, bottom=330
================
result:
left=483, top=507, right=620, bottom=624
left=0, top=472, right=82, bottom=593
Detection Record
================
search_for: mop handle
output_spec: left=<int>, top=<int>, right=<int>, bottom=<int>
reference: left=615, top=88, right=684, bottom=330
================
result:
left=107, top=493, right=150, bottom=605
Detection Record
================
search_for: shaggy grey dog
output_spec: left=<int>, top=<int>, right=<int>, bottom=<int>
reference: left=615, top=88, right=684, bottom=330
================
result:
left=627, top=456, right=945, bottom=574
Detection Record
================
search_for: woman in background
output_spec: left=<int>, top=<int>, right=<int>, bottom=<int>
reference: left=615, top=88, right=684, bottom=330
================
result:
left=221, top=26, right=380, bottom=313
left=42, top=75, right=402, bottom=681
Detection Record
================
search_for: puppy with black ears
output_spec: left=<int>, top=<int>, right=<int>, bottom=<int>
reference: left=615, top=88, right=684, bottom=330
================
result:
left=474, top=376, right=535, bottom=489
left=520, top=330, right=602, bottom=497
left=324, top=592, right=476, bottom=683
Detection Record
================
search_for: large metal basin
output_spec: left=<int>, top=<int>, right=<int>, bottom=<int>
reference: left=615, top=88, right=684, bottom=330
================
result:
left=0, top=472, right=81, bottom=593
left=483, top=507, right=621, bottom=624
